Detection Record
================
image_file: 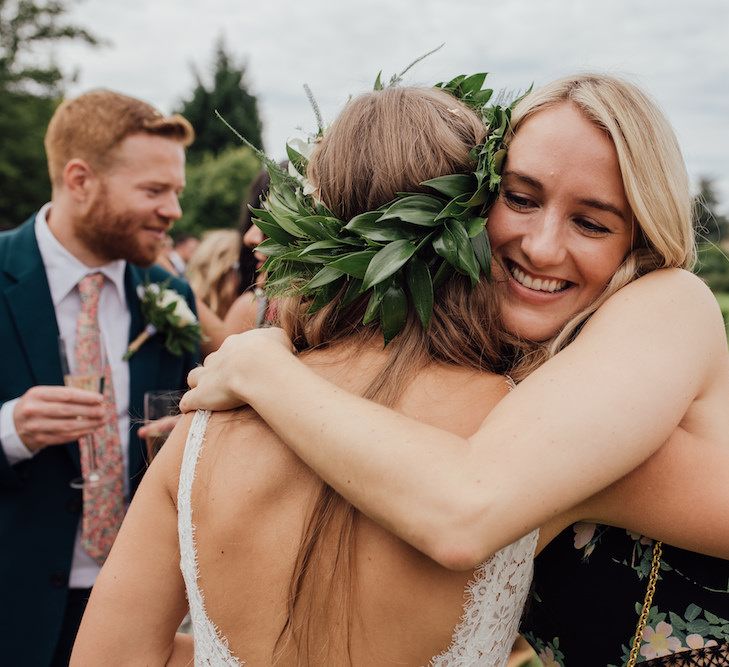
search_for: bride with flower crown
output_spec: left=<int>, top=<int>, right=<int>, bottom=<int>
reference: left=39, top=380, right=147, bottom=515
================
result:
left=72, top=82, right=538, bottom=666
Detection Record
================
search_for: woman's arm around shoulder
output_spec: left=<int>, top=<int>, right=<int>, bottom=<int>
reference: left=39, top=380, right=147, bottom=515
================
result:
left=71, top=414, right=196, bottom=666
left=182, top=269, right=727, bottom=570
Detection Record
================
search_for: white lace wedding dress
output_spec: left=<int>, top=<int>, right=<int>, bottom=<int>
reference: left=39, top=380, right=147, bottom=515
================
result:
left=178, top=410, right=538, bottom=666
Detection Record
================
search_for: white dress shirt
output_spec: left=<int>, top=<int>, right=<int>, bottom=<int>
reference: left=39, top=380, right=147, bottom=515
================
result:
left=0, top=204, right=132, bottom=587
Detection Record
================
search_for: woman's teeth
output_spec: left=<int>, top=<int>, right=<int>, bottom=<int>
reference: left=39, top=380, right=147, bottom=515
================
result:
left=510, top=265, right=568, bottom=293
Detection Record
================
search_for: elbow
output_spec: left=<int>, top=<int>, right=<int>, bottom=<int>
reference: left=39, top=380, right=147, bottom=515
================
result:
left=421, top=494, right=495, bottom=572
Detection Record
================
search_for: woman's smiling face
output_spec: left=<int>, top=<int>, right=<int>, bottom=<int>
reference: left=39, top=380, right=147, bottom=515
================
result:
left=488, top=102, right=635, bottom=342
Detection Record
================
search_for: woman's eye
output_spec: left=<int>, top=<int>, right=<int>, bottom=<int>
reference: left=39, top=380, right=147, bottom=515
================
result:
left=575, top=218, right=610, bottom=235
left=503, top=192, right=534, bottom=210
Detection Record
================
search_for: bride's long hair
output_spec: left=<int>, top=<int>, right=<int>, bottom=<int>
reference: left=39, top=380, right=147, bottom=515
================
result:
left=272, top=86, right=514, bottom=663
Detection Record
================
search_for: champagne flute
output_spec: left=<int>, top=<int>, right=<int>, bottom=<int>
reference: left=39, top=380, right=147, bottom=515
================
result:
left=58, top=335, right=107, bottom=488
left=143, top=390, right=184, bottom=461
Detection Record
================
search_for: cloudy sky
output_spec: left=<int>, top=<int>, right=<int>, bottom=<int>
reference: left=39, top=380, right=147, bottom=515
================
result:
left=53, top=0, right=729, bottom=212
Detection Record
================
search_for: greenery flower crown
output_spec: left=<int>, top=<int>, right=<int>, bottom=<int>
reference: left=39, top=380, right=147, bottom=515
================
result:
left=221, top=69, right=523, bottom=344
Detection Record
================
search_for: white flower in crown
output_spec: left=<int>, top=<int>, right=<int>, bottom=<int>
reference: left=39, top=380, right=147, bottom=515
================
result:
left=125, top=282, right=201, bottom=360
left=286, top=137, right=318, bottom=196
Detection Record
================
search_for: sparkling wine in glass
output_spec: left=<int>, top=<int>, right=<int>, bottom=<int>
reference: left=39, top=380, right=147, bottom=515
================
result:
left=58, top=335, right=107, bottom=488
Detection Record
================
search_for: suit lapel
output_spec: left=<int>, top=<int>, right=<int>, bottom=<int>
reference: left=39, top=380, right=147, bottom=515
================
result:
left=125, top=265, right=160, bottom=480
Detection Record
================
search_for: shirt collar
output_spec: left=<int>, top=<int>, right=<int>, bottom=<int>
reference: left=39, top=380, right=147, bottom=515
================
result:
left=35, top=203, right=127, bottom=307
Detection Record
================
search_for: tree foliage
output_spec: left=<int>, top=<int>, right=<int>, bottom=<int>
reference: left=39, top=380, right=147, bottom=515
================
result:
left=177, top=38, right=264, bottom=163
left=0, top=0, right=100, bottom=229
left=694, top=176, right=729, bottom=244
left=176, top=146, right=261, bottom=238
left=0, top=0, right=99, bottom=95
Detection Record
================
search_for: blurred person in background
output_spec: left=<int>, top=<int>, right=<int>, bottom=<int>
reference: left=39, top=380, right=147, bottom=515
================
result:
left=156, top=233, right=199, bottom=277
left=187, top=229, right=242, bottom=320
left=194, top=169, right=272, bottom=354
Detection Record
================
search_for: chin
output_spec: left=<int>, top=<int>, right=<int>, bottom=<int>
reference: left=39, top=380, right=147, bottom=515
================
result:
left=502, top=312, right=564, bottom=343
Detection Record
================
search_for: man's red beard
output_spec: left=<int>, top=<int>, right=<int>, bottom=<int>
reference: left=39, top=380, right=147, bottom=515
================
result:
left=75, top=187, right=169, bottom=267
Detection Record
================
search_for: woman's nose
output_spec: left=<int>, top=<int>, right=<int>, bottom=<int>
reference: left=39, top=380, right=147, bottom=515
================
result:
left=520, top=213, right=567, bottom=268
left=243, top=223, right=265, bottom=249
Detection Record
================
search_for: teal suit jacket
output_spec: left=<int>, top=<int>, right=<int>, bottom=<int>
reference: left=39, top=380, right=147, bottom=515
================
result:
left=0, top=216, right=199, bottom=665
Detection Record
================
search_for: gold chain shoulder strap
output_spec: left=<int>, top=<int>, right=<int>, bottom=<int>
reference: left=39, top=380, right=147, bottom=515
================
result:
left=626, top=540, right=663, bottom=667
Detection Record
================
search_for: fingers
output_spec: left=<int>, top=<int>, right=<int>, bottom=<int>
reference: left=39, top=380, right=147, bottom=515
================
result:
left=187, top=366, right=201, bottom=389
left=30, top=385, right=104, bottom=404
left=138, top=414, right=180, bottom=438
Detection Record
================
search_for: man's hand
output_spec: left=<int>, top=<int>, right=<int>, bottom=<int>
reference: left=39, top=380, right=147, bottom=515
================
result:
left=180, top=327, right=295, bottom=413
left=137, top=414, right=181, bottom=441
left=13, top=385, right=106, bottom=452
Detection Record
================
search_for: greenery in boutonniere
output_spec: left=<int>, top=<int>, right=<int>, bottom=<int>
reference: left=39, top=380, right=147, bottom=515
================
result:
left=217, top=57, right=526, bottom=344
left=124, top=282, right=201, bottom=360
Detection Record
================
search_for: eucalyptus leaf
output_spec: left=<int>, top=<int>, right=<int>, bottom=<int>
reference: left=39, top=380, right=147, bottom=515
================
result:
left=362, top=240, right=418, bottom=290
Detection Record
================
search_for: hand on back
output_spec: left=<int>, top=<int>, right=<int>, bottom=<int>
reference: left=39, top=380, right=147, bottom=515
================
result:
left=180, top=327, right=294, bottom=413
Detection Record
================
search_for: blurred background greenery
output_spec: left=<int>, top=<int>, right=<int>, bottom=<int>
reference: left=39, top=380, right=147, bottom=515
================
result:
left=2, top=0, right=728, bottom=327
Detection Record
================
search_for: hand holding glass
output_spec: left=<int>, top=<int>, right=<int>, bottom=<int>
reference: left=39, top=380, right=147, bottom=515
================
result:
left=58, top=334, right=107, bottom=488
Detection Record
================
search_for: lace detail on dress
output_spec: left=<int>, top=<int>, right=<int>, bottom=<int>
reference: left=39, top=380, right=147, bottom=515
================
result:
left=429, top=529, right=539, bottom=667
left=178, top=409, right=536, bottom=667
left=178, top=410, right=244, bottom=666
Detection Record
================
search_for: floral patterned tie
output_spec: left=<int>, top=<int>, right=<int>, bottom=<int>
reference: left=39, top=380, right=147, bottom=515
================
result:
left=76, top=273, right=125, bottom=564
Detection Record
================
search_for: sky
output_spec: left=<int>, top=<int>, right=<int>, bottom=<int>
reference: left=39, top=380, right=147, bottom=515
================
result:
left=51, top=0, right=729, bottom=213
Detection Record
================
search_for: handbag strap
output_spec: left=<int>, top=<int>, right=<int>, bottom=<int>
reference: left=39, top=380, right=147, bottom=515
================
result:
left=626, top=540, right=663, bottom=667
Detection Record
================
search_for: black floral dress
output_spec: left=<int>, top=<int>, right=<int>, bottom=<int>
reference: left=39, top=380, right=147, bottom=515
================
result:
left=520, top=523, right=729, bottom=666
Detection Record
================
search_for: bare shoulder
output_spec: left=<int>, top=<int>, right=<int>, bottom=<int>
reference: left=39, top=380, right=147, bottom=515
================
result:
left=585, top=269, right=724, bottom=348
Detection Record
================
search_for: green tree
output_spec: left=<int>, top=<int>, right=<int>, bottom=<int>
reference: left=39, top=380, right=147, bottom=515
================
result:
left=177, top=145, right=261, bottom=237
left=177, top=38, right=264, bottom=163
left=694, top=176, right=729, bottom=244
left=0, top=0, right=100, bottom=229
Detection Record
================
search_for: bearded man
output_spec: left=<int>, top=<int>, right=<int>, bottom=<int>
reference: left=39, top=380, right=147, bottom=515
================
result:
left=0, top=90, right=199, bottom=666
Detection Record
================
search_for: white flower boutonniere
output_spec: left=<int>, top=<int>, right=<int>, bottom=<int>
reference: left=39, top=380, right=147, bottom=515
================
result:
left=123, top=282, right=201, bottom=360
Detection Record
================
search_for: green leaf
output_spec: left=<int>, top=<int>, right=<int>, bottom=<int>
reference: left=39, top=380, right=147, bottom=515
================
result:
left=422, top=174, right=476, bottom=199
left=434, top=194, right=472, bottom=221
left=465, top=216, right=486, bottom=238
left=286, top=143, right=308, bottom=176
left=341, top=278, right=364, bottom=307
left=294, top=216, right=334, bottom=240
left=471, top=229, right=491, bottom=277
left=298, top=239, right=343, bottom=255
left=362, top=282, right=387, bottom=325
left=255, top=238, right=288, bottom=256
left=250, top=215, right=297, bottom=246
left=406, top=257, right=433, bottom=329
left=308, top=278, right=344, bottom=314
left=345, top=213, right=423, bottom=242
left=326, top=250, right=378, bottom=279
left=306, top=265, right=344, bottom=290
left=669, top=612, right=687, bottom=631
left=431, top=259, right=453, bottom=291
left=380, top=283, right=408, bottom=345
left=686, top=619, right=711, bottom=635
left=379, top=195, right=444, bottom=226
left=704, top=611, right=723, bottom=625
left=460, top=72, right=487, bottom=95
left=493, top=148, right=507, bottom=174
left=686, top=604, right=703, bottom=622
left=362, top=239, right=418, bottom=290
left=374, top=71, right=383, bottom=91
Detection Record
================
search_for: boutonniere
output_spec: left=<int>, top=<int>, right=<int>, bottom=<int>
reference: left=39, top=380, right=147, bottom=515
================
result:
left=123, top=282, right=201, bottom=360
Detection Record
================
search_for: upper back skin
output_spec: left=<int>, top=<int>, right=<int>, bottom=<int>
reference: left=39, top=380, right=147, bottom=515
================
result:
left=179, top=345, right=510, bottom=665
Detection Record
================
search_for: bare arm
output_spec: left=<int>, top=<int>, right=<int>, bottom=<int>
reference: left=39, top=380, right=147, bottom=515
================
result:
left=182, top=270, right=727, bottom=569
left=71, top=415, right=192, bottom=665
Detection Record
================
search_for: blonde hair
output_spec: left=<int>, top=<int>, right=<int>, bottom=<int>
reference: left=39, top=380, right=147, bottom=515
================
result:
left=186, top=229, right=240, bottom=318
left=273, top=86, right=511, bottom=664
left=506, top=74, right=695, bottom=370
left=44, top=89, right=194, bottom=187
